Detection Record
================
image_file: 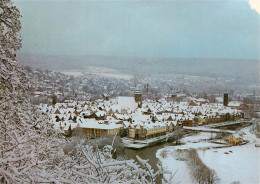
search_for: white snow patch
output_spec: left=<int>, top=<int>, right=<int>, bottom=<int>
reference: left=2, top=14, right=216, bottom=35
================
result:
left=198, top=144, right=260, bottom=184
left=86, top=66, right=134, bottom=80
left=156, top=148, right=193, bottom=183
left=60, top=70, right=83, bottom=77
left=181, top=132, right=216, bottom=143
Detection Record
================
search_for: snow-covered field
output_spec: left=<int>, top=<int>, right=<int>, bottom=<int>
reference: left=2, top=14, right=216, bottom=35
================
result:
left=156, top=148, right=193, bottom=183
left=60, top=66, right=134, bottom=80
left=198, top=144, right=259, bottom=183
left=86, top=66, right=134, bottom=80
left=156, top=129, right=260, bottom=184
left=198, top=126, right=260, bottom=184
left=156, top=132, right=219, bottom=183
left=173, top=142, right=225, bottom=150
left=181, top=132, right=216, bottom=143
left=60, top=70, right=84, bottom=77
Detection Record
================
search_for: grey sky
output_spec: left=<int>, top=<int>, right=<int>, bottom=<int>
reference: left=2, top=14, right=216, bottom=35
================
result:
left=15, top=0, right=260, bottom=59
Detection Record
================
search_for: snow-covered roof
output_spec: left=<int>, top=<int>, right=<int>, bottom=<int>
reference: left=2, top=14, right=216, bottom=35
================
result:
left=117, top=96, right=138, bottom=110
left=228, top=101, right=241, bottom=107
left=79, top=118, right=122, bottom=130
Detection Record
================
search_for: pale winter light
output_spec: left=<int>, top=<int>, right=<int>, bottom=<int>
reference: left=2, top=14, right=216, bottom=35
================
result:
left=249, top=0, right=260, bottom=14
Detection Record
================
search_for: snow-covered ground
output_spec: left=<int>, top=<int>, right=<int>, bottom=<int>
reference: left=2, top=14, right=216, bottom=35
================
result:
left=181, top=132, right=216, bottom=143
left=60, top=66, right=134, bottom=79
left=86, top=66, right=134, bottom=80
left=198, top=144, right=259, bottom=183
left=156, top=128, right=260, bottom=183
left=156, top=148, right=193, bottom=183
left=156, top=132, right=219, bottom=183
left=173, top=142, right=225, bottom=150
left=198, top=126, right=260, bottom=184
left=60, top=70, right=84, bottom=77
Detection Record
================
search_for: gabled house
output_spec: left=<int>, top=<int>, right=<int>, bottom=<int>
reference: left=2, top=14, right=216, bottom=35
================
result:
left=229, top=134, right=243, bottom=145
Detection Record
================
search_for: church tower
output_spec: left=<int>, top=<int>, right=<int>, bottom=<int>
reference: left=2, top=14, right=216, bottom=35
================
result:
left=223, top=93, right=228, bottom=106
left=135, top=89, right=142, bottom=103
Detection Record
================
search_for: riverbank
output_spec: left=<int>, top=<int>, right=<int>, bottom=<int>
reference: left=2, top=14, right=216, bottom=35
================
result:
left=124, top=141, right=174, bottom=183
left=156, top=125, right=259, bottom=183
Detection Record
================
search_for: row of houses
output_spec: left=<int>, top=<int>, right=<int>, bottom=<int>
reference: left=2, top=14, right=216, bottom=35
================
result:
left=62, top=118, right=177, bottom=139
left=39, top=96, right=245, bottom=140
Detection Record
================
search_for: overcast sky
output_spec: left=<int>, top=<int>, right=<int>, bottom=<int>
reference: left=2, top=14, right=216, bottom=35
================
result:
left=15, top=0, right=260, bottom=59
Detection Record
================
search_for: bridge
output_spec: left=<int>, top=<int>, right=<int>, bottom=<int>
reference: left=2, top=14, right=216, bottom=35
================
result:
left=183, top=126, right=235, bottom=134
left=206, top=120, right=252, bottom=128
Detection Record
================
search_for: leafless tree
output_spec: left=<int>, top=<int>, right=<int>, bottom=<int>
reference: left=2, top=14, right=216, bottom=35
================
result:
left=186, top=149, right=219, bottom=184
left=0, top=0, right=22, bottom=60
left=88, top=134, right=125, bottom=157
left=169, top=125, right=184, bottom=144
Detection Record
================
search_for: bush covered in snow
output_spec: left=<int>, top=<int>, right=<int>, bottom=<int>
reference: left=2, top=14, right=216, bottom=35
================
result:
left=186, top=149, right=219, bottom=184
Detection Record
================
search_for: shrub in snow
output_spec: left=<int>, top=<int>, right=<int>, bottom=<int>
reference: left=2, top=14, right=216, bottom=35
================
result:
left=168, top=125, right=184, bottom=144
left=43, top=139, right=170, bottom=183
left=88, top=133, right=125, bottom=157
left=186, top=149, right=219, bottom=184
left=160, top=149, right=168, bottom=158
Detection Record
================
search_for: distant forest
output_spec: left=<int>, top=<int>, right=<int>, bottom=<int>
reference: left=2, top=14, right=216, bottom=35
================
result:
left=18, top=53, right=259, bottom=82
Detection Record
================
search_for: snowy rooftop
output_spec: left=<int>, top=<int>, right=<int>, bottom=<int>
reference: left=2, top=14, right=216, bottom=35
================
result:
left=117, top=96, right=138, bottom=110
left=79, top=118, right=122, bottom=130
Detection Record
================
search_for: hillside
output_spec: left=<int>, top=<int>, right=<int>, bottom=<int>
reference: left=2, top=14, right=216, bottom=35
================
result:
left=17, top=53, right=259, bottom=81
